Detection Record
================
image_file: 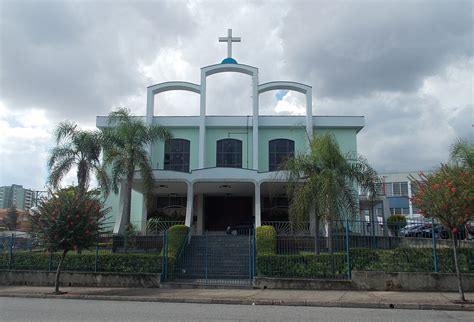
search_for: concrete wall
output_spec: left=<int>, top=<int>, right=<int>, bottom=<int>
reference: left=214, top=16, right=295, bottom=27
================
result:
left=255, top=277, right=356, bottom=290
left=352, top=271, right=474, bottom=292
left=256, top=272, right=474, bottom=292
left=0, top=270, right=160, bottom=288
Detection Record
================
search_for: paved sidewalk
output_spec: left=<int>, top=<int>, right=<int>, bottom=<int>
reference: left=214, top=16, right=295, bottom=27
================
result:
left=0, top=286, right=473, bottom=311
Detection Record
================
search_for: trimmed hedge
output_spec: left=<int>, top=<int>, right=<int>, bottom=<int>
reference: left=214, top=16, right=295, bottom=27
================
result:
left=350, top=247, right=474, bottom=273
left=256, top=226, right=276, bottom=255
left=257, top=253, right=347, bottom=278
left=0, top=252, right=162, bottom=273
left=257, top=247, right=474, bottom=278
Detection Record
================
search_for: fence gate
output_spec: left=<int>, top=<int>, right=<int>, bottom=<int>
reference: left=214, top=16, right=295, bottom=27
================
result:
left=163, top=229, right=255, bottom=286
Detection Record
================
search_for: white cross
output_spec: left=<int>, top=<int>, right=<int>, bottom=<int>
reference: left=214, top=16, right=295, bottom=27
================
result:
left=218, top=29, right=241, bottom=58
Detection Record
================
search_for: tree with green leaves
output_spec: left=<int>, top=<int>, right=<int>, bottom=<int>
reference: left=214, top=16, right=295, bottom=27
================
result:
left=411, top=165, right=473, bottom=301
left=410, top=139, right=473, bottom=301
left=283, top=133, right=378, bottom=253
left=48, top=122, right=108, bottom=195
left=100, top=108, right=171, bottom=234
left=5, top=206, right=18, bottom=231
left=31, top=187, right=109, bottom=294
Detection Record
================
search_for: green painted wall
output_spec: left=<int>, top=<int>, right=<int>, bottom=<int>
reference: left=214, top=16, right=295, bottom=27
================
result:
left=102, top=191, right=119, bottom=230
left=151, top=128, right=199, bottom=171
left=258, top=127, right=308, bottom=172
left=314, top=128, right=358, bottom=155
left=205, top=127, right=253, bottom=169
left=130, top=190, right=144, bottom=228
left=102, top=189, right=144, bottom=230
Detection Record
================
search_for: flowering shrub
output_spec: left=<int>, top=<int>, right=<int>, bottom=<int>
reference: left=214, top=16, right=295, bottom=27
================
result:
left=411, top=164, right=473, bottom=301
left=411, top=166, right=473, bottom=232
left=31, top=187, right=109, bottom=253
left=30, top=187, right=110, bottom=293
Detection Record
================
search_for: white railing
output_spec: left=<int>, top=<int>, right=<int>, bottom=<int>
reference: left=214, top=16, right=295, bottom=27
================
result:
left=146, top=219, right=185, bottom=235
left=261, top=221, right=311, bottom=235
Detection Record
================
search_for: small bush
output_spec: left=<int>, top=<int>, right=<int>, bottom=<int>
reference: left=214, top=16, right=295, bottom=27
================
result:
left=387, top=214, right=407, bottom=236
left=166, top=225, right=188, bottom=258
left=256, top=226, right=276, bottom=255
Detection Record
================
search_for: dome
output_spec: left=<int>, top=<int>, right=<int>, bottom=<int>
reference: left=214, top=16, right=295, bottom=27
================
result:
left=221, top=57, right=238, bottom=64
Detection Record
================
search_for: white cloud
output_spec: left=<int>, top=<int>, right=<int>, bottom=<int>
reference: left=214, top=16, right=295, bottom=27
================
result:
left=273, top=91, right=306, bottom=115
left=0, top=102, right=53, bottom=190
left=0, top=0, right=472, bottom=189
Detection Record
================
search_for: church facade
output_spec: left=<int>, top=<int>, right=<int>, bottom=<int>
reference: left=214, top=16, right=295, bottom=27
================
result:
left=97, top=30, right=364, bottom=234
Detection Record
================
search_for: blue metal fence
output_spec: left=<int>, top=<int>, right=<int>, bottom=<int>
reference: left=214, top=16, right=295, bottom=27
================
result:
left=2, top=219, right=473, bottom=283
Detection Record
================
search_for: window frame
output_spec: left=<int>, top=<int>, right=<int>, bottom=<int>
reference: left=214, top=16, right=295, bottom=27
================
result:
left=268, top=139, right=295, bottom=171
left=216, top=138, right=243, bottom=168
left=163, top=138, right=191, bottom=173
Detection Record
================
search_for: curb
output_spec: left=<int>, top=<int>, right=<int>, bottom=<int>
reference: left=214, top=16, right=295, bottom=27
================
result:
left=1, top=294, right=474, bottom=312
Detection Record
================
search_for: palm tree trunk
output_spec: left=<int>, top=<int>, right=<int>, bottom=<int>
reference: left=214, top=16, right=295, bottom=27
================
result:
left=54, top=249, right=68, bottom=294
left=123, top=172, right=133, bottom=233
left=77, top=160, right=87, bottom=195
left=451, top=233, right=465, bottom=301
left=314, top=217, right=320, bottom=255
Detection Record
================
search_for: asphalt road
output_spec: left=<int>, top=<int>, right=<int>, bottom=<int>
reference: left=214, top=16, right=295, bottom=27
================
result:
left=0, top=297, right=472, bottom=321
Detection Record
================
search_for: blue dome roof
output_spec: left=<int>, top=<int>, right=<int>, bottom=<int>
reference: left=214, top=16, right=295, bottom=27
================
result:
left=221, top=57, right=238, bottom=64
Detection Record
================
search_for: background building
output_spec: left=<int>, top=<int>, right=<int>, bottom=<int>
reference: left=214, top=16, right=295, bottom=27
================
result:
left=0, top=184, right=36, bottom=210
left=358, top=171, right=432, bottom=235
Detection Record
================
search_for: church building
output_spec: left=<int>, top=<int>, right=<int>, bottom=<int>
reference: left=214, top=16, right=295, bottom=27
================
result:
left=96, top=30, right=364, bottom=235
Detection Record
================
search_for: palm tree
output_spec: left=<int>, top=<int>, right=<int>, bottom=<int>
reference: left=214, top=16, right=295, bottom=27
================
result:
left=48, top=122, right=108, bottom=195
left=450, top=138, right=473, bottom=169
left=283, top=133, right=378, bottom=254
left=101, top=108, right=171, bottom=234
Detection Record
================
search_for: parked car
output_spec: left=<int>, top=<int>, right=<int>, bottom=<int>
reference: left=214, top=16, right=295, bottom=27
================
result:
left=404, top=223, right=469, bottom=240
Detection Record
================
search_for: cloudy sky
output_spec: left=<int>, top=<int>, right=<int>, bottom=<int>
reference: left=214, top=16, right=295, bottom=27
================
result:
left=0, top=0, right=472, bottom=191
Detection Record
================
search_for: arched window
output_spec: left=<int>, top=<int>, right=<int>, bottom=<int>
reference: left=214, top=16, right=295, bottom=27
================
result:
left=164, top=139, right=190, bottom=172
left=269, top=139, right=295, bottom=171
left=216, top=139, right=242, bottom=168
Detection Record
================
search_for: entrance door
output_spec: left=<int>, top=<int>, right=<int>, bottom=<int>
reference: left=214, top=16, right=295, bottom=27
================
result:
left=204, top=196, right=253, bottom=231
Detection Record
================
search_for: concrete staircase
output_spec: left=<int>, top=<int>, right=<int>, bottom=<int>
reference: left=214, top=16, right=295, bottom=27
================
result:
left=173, top=234, right=253, bottom=282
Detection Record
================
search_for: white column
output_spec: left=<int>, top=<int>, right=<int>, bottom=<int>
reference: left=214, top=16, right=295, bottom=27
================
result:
left=146, top=88, right=154, bottom=125
left=185, top=182, right=194, bottom=227
left=252, top=73, right=259, bottom=170
left=199, top=72, right=206, bottom=168
left=146, top=89, right=155, bottom=159
left=196, top=194, right=204, bottom=235
left=305, top=89, right=313, bottom=140
left=407, top=180, right=413, bottom=216
left=254, top=182, right=261, bottom=227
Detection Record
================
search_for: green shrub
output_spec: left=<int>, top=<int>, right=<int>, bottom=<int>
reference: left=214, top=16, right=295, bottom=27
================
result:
left=256, top=247, right=474, bottom=278
left=256, top=226, right=276, bottom=255
left=165, top=225, right=188, bottom=258
left=257, top=253, right=347, bottom=278
left=386, top=214, right=407, bottom=236
left=158, top=224, right=188, bottom=273
left=0, top=251, right=162, bottom=273
left=349, top=248, right=379, bottom=270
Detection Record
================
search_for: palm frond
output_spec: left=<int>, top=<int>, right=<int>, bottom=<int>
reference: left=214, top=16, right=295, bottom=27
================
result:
left=54, top=121, right=77, bottom=145
left=48, top=155, right=76, bottom=189
left=450, top=138, right=474, bottom=169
